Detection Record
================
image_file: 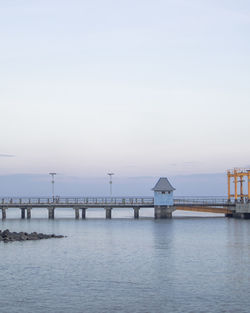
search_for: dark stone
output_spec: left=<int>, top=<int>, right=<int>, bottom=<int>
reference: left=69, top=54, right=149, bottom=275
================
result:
left=0, top=229, right=65, bottom=243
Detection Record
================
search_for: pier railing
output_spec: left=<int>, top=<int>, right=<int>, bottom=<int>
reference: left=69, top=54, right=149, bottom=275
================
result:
left=0, top=196, right=235, bottom=207
left=0, top=197, right=154, bottom=206
left=173, top=197, right=232, bottom=206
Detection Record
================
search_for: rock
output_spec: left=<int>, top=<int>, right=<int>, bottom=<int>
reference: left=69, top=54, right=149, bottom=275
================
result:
left=0, top=229, right=65, bottom=243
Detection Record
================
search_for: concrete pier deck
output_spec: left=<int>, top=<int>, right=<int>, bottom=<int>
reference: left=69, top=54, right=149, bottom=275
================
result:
left=0, top=196, right=237, bottom=220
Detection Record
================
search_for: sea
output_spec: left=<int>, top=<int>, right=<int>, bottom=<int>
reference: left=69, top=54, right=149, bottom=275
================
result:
left=1, top=208, right=250, bottom=313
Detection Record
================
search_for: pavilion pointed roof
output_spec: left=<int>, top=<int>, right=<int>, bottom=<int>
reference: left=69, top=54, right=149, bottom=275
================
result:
left=152, top=177, right=175, bottom=192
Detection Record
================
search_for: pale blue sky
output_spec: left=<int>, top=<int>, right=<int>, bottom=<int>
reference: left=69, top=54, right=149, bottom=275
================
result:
left=0, top=0, right=250, bottom=183
left=0, top=173, right=228, bottom=197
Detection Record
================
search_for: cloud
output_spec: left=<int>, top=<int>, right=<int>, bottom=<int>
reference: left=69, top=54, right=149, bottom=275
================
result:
left=0, top=154, right=15, bottom=157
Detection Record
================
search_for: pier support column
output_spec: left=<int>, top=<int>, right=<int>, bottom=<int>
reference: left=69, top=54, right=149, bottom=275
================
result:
left=1, top=208, right=6, bottom=220
left=234, top=203, right=250, bottom=219
left=133, top=207, right=140, bottom=219
left=81, top=208, right=87, bottom=219
left=241, top=213, right=250, bottom=219
left=21, top=207, right=26, bottom=219
left=75, top=208, right=80, bottom=219
left=48, top=207, right=55, bottom=219
left=27, top=208, right=31, bottom=219
left=154, top=206, right=174, bottom=219
left=106, top=208, right=112, bottom=219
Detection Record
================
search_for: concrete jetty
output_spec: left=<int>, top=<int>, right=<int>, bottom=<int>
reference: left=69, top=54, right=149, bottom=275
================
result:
left=0, top=195, right=235, bottom=220
left=1, top=175, right=250, bottom=220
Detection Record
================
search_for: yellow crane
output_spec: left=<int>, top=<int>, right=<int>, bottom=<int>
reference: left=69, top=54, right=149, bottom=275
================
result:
left=227, top=168, right=250, bottom=202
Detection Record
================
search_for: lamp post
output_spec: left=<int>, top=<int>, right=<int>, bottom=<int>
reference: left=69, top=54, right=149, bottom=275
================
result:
left=49, top=172, right=56, bottom=201
left=107, top=173, right=114, bottom=197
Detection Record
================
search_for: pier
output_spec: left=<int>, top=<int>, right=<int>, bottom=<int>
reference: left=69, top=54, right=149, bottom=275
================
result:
left=0, top=196, right=235, bottom=220
left=0, top=169, right=250, bottom=220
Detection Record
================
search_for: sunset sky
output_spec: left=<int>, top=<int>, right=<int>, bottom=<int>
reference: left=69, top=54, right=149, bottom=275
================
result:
left=0, top=0, right=249, bottom=195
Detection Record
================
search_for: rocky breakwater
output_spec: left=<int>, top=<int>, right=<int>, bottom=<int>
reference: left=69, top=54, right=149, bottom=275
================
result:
left=0, top=229, right=65, bottom=243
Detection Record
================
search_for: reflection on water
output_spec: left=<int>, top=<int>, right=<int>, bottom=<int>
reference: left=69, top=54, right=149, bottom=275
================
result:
left=1, top=210, right=250, bottom=313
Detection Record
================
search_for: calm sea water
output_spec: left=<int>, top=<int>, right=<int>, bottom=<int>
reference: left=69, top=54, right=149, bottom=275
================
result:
left=1, top=208, right=250, bottom=313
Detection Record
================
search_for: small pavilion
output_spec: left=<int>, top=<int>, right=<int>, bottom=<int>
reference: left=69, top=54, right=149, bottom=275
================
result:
left=152, top=177, right=175, bottom=218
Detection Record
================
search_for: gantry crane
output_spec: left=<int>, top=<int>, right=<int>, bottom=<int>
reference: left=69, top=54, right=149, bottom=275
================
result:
left=227, top=168, right=250, bottom=202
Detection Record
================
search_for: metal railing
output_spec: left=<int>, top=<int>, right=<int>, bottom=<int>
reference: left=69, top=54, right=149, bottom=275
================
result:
left=0, top=196, right=236, bottom=207
left=174, top=197, right=230, bottom=206
left=0, top=197, right=154, bottom=206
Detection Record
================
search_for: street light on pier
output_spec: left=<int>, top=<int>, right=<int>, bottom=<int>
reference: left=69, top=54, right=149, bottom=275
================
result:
left=107, top=173, right=114, bottom=197
left=49, top=172, right=56, bottom=201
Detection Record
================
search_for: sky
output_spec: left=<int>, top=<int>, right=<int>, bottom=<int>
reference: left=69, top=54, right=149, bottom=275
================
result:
left=0, top=0, right=250, bottom=195
left=0, top=173, right=228, bottom=197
